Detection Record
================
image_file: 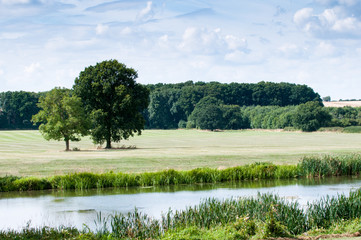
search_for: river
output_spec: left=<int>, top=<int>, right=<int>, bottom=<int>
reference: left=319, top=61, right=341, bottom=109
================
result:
left=0, top=176, right=360, bottom=231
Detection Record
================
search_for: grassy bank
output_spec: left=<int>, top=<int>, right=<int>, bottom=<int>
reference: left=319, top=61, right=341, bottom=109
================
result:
left=1, top=190, right=361, bottom=239
left=1, top=154, right=361, bottom=192
left=1, top=130, right=361, bottom=177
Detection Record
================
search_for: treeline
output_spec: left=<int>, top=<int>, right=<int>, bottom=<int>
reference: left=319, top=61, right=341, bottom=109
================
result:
left=2, top=81, right=361, bottom=131
left=0, top=91, right=44, bottom=129
left=0, top=81, right=320, bottom=130
left=144, top=81, right=322, bottom=129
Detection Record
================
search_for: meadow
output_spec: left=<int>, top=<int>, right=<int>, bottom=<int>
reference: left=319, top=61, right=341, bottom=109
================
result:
left=1, top=129, right=361, bottom=177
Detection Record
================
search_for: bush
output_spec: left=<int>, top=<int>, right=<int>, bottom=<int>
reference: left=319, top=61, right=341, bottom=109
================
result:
left=343, top=126, right=361, bottom=133
left=177, top=120, right=187, bottom=129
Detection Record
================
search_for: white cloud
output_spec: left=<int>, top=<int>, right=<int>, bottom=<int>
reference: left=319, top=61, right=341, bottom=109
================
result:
left=24, top=62, right=40, bottom=74
left=332, top=17, right=361, bottom=32
left=178, top=27, right=247, bottom=55
left=294, top=6, right=361, bottom=38
left=313, top=41, right=339, bottom=57
left=224, top=35, right=247, bottom=51
left=278, top=44, right=307, bottom=59
left=137, top=1, right=154, bottom=22
left=121, top=27, right=133, bottom=35
left=224, top=50, right=246, bottom=62
left=0, top=69, right=4, bottom=75
left=158, top=34, right=169, bottom=48
left=95, top=24, right=109, bottom=35
left=294, top=8, right=314, bottom=26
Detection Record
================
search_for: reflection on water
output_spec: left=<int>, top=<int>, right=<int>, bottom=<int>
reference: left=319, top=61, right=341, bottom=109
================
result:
left=0, top=176, right=360, bottom=231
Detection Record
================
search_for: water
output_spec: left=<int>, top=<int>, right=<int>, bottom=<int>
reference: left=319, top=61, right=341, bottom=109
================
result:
left=0, top=177, right=360, bottom=231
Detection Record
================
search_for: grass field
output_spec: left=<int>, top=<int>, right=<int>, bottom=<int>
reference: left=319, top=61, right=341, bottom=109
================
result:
left=0, top=129, right=361, bottom=177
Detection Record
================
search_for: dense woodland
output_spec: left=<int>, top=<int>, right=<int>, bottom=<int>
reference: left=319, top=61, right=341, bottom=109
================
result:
left=1, top=81, right=360, bottom=131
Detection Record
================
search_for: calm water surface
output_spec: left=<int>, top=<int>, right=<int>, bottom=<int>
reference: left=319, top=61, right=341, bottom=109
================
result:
left=0, top=177, right=360, bottom=231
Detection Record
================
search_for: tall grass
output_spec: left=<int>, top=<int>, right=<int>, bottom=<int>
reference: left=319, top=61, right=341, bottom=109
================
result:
left=0, top=162, right=299, bottom=192
left=307, top=188, right=361, bottom=229
left=1, top=154, right=360, bottom=192
left=100, top=188, right=361, bottom=238
left=0, top=224, right=80, bottom=240
left=160, top=193, right=306, bottom=235
left=343, top=126, right=361, bottom=133
left=2, top=189, right=361, bottom=239
left=299, top=154, right=361, bottom=177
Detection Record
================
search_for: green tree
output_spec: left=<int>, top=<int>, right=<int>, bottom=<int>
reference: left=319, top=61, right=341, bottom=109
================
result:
left=292, top=101, right=331, bottom=132
left=221, top=104, right=249, bottom=129
left=189, top=96, right=224, bottom=130
left=147, top=88, right=183, bottom=129
left=323, top=96, right=331, bottom=102
left=0, top=91, right=41, bottom=129
left=32, top=88, right=90, bottom=151
left=73, top=60, right=149, bottom=149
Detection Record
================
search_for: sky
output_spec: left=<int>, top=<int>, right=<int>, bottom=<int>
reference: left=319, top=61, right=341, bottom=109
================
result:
left=1, top=0, right=361, bottom=100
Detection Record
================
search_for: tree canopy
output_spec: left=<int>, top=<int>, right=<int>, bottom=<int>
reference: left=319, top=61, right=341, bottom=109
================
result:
left=0, top=91, right=41, bottom=129
left=145, top=81, right=322, bottom=129
left=32, top=87, right=90, bottom=151
left=188, top=96, right=224, bottom=130
left=292, top=101, right=332, bottom=132
left=73, top=60, right=149, bottom=149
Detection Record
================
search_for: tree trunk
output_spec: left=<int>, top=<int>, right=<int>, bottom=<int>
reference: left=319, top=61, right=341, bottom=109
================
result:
left=105, top=139, right=112, bottom=149
left=65, top=139, right=70, bottom=151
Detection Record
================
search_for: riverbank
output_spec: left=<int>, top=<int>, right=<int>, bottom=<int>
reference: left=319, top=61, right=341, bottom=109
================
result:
left=1, top=189, right=361, bottom=239
left=1, top=154, right=361, bottom=192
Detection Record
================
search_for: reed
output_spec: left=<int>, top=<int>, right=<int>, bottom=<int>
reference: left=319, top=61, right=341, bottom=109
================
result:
left=307, top=188, right=361, bottom=229
left=0, top=224, right=80, bottom=240
left=0, top=175, right=19, bottom=191
left=159, top=193, right=306, bottom=235
left=2, top=189, right=361, bottom=239
left=299, top=154, right=361, bottom=177
left=0, top=154, right=360, bottom=192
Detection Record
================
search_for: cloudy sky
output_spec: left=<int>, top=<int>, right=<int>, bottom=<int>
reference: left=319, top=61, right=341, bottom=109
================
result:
left=1, top=0, right=361, bottom=100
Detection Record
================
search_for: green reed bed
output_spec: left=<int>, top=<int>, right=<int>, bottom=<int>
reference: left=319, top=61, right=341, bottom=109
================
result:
left=1, top=190, right=361, bottom=239
left=299, top=154, right=361, bottom=177
left=160, top=193, right=306, bottom=236
left=0, top=225, right=81, bottom=240
left=1, top=154, right=361, bottom=192
left=83, top=188, right=361, bottom=239
left=0, top=162, right=299, bottom=192
left=307, top=189, right=361, bottom=229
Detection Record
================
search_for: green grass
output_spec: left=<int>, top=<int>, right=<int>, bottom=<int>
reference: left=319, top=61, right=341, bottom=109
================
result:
left=344, top=126, right=361, bottom=133
left=1, top=129, right=361, bottom=177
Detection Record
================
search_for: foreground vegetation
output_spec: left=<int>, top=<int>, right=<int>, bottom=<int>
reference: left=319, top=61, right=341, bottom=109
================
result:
left=1, top=190, right=361, bottom=239
left=1, top=154, right=361, bottom=192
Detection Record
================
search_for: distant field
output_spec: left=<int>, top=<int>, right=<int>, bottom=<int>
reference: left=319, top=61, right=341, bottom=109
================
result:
left=323, top=101, right=361, bottom=107
left=0, top=130, right=361, bottom=177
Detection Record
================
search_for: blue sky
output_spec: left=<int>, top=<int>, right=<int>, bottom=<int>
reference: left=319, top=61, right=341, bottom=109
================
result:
left=1, top=0, right=361, bottom=100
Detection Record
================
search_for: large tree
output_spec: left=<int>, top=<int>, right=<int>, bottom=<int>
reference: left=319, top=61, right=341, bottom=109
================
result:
left=73, top=60, right=149, bottom=149
left=188, top=96, right=224, bottom=131
left=32, top=88, right=90, bottom=151
left=292, top=101, right=331, bottom=132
